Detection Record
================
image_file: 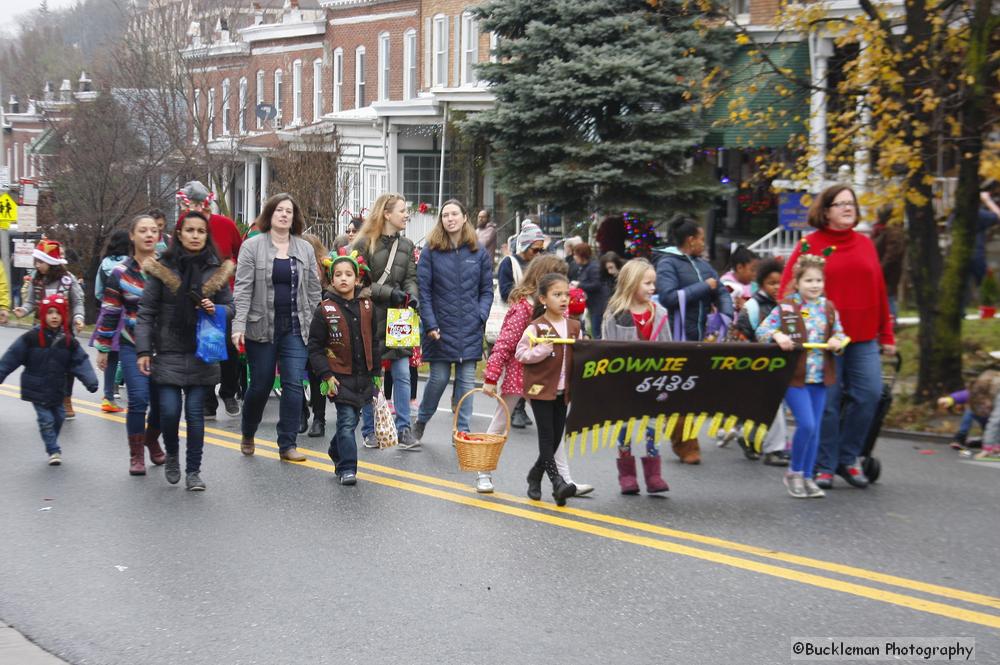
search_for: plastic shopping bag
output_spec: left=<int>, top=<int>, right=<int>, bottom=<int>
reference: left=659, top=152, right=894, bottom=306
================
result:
left=386, top=308, right=421, bottom=348
left=196, top=308, right=229, bottom=364
left=373, top=391, right=398, bottom=449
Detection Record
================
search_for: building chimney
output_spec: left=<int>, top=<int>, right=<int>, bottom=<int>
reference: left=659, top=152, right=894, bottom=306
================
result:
left=78, top=71, right=92, bottom=93
left=60, top=79, right=73, bottom=102
left=43, top=81, right=54, bottom=102
left=253, top=2, right=264, bottom=25
left=8, top=95, right=19, bottom=114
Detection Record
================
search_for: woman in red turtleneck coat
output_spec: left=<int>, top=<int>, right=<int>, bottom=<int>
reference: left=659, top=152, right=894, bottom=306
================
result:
left=779, top=185, right=896, bottom=491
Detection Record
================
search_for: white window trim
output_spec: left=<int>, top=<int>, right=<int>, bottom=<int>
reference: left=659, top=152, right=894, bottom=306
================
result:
left=193, top=89, right=201, bottom=143
left=274, top=69, right=283, bottom=125
left=221, top=78, right=230, bottom=135
left=378, top=32, right=390, bottom=102
left=312, top=58, right=323, bottom=121
left=333, top=48, right=343, bottom=112
left=238, top=77, right=248, bottom=134
left=403, top=29, right=417, bottom=100
left=207, top=87, right=215, bottom=141
left=255, top=70, right=264, bottom=129
left=355, top=46, right=366, bottom=109
left=432, top=14, right=448, bottom=87
left=292, top=59, right=303, bottom=124
left=461, top=12, right=478, bottom=85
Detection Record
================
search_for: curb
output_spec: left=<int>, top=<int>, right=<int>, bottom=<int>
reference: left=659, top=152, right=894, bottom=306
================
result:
left=0, top=622, right=69, bottom=665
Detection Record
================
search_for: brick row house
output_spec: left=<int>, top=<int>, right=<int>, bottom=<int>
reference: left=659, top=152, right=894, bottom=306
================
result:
left=181, top=0, right=495, bottom=237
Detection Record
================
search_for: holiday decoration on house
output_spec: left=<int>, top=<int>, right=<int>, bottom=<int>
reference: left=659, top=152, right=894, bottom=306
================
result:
left=622, top=212, right=659, bottom=257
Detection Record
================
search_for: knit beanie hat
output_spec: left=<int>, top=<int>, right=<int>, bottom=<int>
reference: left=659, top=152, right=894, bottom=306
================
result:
left=33, top=239, right=68, bottom=266
left=38, top=295, right=71, bottom=347
left=516, top=225, right=546, bottom=254
left=177, top=180, right=214, bottom=206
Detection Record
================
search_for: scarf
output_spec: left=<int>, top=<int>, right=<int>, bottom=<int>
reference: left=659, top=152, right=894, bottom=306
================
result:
left=171, top=249, right=212, bottom=336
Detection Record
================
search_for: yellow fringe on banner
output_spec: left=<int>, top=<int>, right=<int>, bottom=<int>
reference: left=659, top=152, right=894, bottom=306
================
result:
left=724, top=415, right=739, bottom=435
left=708, top=412, right=724, bottom=438
left=637, top=415, right=650, bottom=443
left=568, top=431, right=579, bottom=459
left=591, top=425, right=600, bottom=454
left=753, top=425, right=768, bottom=453
left=693, top=412, right=708, bottom=439
left=601, top=420, right=612, bottom=450
left=665, top=413, right=680, bottom=439
left=741, top=420, right=755, bottom=447
left=654, top=414, right=666, bottom=443
left=625, top=418, right=637, bottom=446
left=611, top=420, right=624, bottom=449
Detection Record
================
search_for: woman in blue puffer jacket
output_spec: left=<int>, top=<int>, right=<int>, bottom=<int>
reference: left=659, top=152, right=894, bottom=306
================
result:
left=655, top=216, right=734, bottom=342
left=414, top=199, right=494, bottom=444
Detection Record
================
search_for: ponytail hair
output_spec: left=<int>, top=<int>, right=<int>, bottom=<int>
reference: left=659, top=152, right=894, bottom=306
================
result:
left=668, top=215, right=701, bottom=249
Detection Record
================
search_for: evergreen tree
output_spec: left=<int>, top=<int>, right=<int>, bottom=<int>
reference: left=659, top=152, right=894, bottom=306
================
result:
left=465, top=0, right=734, bottom=216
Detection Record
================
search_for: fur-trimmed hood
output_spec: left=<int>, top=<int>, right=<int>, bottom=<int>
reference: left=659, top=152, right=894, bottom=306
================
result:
left=142, top=257, right=235, bottom=297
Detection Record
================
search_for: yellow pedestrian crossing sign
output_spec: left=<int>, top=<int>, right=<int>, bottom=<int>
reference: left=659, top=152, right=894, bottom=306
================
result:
left=0, top=193, right=17, bottom=229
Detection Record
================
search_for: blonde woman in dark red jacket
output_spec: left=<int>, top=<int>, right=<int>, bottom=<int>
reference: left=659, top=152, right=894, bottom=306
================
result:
left=779, top=185, right=896, bottom=491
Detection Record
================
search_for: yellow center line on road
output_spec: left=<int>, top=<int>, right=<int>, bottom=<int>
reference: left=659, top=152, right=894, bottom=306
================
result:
left=5, top=387, right=1000, bottom=628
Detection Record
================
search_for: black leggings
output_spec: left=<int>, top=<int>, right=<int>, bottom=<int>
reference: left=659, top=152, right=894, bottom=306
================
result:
left=529, top=397, right=567, bottom=466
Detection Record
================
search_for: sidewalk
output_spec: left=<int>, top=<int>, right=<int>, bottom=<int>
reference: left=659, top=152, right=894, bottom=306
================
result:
left=0, top=622, right=69, bottom=664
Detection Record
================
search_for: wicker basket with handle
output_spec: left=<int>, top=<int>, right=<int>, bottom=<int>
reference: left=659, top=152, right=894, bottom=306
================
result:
left=453, top=388, right=510, bottom=472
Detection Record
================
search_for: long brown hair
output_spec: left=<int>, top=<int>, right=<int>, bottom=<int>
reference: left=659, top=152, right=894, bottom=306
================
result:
left=425, top=199, right=478, bottom=252
left=256, top=193, right=305, bottom=235
left=302, top=232, right=330, bottom=289
left=356, top=193, right=406, bottom=254
left=508, top=254, right=567, bottom=305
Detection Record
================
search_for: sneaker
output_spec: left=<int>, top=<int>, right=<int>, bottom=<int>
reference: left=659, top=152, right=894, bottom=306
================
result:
left=762, top=451, right=790, bottom=467
left=783, top=472, right=807, bottom=498
left=836, top=461, right=869, bottom=488
left=474, top=473, right=494, bottom=493
left=165, top=455, right=181, bottom=485
left=573, top=483, right=594, bottom=497
left=715, top=429, right=737, bottom=448
left=803, top=477, right=826, bottom=498
left=185, top=472, right=206, bottom=491
left=223, top=397, right=240, bottom=416
left=101, top=398, right=124, bottom=413
left=204, top=411, right=216, bottom=421
left=397, top=427, right=420, bottom=450
left=48, top=452, right=61, bottom=466
left=339, top=472, right=357, bottom=486
left=510, top=405, right=532, bottom=429
left=412, top=421, right=426, bottom=442
left=815, top=472, right=834, bottom=490
left=362, top=433, right=379, bottom=449
left=974, top=446, right=1000, bottom=461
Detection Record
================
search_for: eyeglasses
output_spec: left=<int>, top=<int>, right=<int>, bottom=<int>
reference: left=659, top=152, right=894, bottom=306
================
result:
left=828, top=201, right=855, bottom=209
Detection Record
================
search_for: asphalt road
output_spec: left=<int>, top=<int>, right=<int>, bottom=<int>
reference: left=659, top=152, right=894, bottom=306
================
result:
left=1, top=325, right=998, bottom=665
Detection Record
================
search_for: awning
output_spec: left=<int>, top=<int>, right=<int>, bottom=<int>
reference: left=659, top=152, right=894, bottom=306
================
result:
left=703, top=41, right=809, bottom=148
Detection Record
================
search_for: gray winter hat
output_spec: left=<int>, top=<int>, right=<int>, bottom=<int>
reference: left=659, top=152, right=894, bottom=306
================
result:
left=179, top=180, right=212, bottom=203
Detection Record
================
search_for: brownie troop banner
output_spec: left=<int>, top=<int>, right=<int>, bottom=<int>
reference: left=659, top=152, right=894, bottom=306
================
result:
left=563, top=340, right=802, bottom=457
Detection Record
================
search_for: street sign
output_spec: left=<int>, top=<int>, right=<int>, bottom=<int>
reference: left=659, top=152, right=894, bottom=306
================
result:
left=18, top=205, right=37, bottom=232
left=255, top=103, right=277, bottom=121
left=20, top=179, right=39, bottom=206
left=13, top=239, right=35, bottom=268
left=0, top=193, right=18, bottom=229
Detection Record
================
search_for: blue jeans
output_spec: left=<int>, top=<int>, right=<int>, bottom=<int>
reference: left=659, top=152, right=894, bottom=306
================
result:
left=34, top=403, right=65, bottom=454
left=330, top=402, right=360, bottom=476
left=817, top=340, right=883, bottom=474
left=785, top=384, right=827, bottom=478
left=957, top=409, right=988, bottom=443
left=417, top=360, right=477, bottom=432
left=103, top=350, right=120, bottom=400
left=159, top=384, right=207, bottom=473
left=118, top=344, right=160, bottom=437
left=361, top=356, right=412, bottom=437
left=242, top=315, right=308, bottom=450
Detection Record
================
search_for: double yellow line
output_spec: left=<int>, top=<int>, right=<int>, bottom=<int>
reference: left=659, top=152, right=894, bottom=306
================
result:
left=3, top=385, right=1000, bottom=629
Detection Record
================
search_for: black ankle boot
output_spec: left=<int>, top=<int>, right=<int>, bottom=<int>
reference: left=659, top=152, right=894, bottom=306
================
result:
left=544, top=462, right=576, bottom=506
left=526, top=464, right=543, bottom=501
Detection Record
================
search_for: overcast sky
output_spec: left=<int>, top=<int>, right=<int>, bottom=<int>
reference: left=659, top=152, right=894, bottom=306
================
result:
left=0, top=0, right=79, bottom=35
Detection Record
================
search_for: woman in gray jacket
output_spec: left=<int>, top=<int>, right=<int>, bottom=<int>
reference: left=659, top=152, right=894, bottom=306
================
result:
left=231, top=194, right=322, bottom=461
left=136, top=211, right=234, bottom=491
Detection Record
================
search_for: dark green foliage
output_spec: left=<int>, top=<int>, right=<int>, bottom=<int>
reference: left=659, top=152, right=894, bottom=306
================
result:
left=464, top=0, right=734, bottom=215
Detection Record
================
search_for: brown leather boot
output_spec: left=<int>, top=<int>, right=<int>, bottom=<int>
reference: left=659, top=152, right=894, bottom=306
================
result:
left=63, top=396, right=75, bottom=419
left=641, top=455, right=670, bottom=492
left=671, top=437, right=701, bottom=464
left=279, top=447, right=307, bottom=462
left=144, top=428, right=166, bottom=465
left=616, top=455, right=640, bottom=495
left=240, top=434, right=255, bottom=456
left=128, top=434, right=146, bottom=476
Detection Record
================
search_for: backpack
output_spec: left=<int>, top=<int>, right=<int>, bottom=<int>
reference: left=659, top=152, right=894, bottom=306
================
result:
left=969, top=370, right=1000, bottom=418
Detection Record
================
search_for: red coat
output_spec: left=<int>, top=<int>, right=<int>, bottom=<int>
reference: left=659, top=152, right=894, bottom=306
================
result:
left=483, top=298, right=533, bottom=396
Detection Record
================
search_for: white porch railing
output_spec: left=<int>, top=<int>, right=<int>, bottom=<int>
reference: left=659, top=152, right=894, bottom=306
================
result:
left=747, top=226, right=805, bottom=258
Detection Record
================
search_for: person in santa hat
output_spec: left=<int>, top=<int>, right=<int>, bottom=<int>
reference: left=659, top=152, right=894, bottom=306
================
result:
left=14, top=240, right=86, bottom=418
left=0, top=295, right=98, bottom=465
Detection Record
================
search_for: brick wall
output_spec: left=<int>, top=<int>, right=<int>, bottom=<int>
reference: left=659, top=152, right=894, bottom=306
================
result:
left=420, top=0, right=490, bottom=89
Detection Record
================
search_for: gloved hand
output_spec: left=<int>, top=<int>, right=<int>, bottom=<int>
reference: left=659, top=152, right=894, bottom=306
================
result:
left=389, top=288, right=408, bottom=307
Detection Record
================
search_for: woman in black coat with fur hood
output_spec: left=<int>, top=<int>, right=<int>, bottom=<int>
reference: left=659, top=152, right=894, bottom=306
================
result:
left=135, top=211, right=234, bottom=491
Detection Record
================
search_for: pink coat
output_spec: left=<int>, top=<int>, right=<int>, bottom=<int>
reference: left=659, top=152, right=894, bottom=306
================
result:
left=483, top=298, right=533, bottom=396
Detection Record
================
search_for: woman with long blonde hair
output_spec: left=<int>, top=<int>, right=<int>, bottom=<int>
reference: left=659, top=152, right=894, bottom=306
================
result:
left=351, top=193, right=421, bottom=449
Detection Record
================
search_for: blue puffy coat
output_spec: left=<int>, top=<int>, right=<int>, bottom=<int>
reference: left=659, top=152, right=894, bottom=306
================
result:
left=417, top=243, right=494, bottom=363
left=655, top=247, right=734, bottom=341
left=0, top=327, right=98, bottom=407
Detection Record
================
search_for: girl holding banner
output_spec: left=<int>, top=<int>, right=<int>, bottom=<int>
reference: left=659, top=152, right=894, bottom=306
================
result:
left=757, top=255, right=846, bottom=498
left=601, top=259, right=672, bottom=494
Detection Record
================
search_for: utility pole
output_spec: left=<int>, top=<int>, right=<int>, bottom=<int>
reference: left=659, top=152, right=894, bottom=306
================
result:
left=0, top=74, right=10, bottom=311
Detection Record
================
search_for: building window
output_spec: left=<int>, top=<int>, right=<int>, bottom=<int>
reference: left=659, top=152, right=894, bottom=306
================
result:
left=731, top=0, right=749, bottom=15
left=365, top=168, right=387, bottom=209
left=221, top=79, right=230, bottom=135
left=341, top=165, right=361, bottom=217
left=333, top=48, right=343, bottom=112
left=404, top=29, right=417, bottom=100
left=238, top=77, right=247, bottom=134
left=313, top=58, right=323, bottom=120
left=274, top=69, right=282, bottom=125
left=377, top=32, right=390, bottom=102
left=432, top=14, right=448, bottom=87
left=355, top=46, right=366, bottom=108
left=255, top=70, right=264, bottom=129
left=292, top=59, right=302, bottom=124
left=402, top=153, right=456, bottom=206
left=193, top=89, right=201, bottom=143
left=208, top=87, right=215, bottom=141
left=461, top=12, right=478, bottom=85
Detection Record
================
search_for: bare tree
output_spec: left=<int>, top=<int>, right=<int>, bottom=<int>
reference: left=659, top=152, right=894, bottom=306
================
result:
left=270, top=132, right=347, bottom=247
